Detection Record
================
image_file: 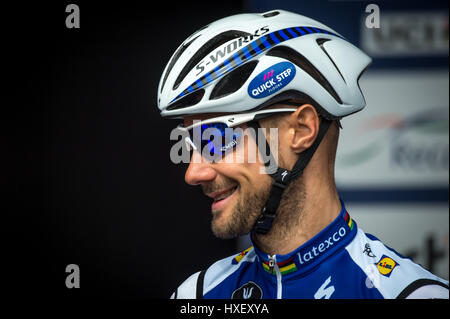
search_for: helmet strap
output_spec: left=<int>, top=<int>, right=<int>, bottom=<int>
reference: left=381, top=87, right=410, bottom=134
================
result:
left=247, top=118, right=332, bottom=235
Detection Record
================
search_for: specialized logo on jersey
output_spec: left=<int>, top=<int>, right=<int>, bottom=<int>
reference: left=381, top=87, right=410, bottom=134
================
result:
left=314, top=276, right=335, bottom=299
left=363, top=243, right=376, bottom=258
left=375, top=255, right=399, bottom=277
left=231, top=281, right=263, bottom=299
left=232, top=246, right=253, bottom=265
left=248, top=61, right=296, bottom=99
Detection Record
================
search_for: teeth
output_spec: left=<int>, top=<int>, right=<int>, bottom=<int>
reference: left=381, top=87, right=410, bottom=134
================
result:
left=215, top=187, right=236, bottom=201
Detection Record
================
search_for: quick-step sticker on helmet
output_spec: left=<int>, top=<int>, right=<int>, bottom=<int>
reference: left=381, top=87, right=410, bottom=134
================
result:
left=248, top=61, right=296, bottom=99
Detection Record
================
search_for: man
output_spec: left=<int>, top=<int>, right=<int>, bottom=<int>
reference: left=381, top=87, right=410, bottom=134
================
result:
left=157, top=10, right=449, bottom=298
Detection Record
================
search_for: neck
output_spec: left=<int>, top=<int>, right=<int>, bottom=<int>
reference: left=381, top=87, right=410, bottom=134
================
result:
left=252, top=172, right=341, bottom=256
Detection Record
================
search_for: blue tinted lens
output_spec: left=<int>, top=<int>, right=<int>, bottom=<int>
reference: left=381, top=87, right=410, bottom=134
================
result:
left=189, top=122, right=242, bottom=159
left=202, top=123, right=229, bottom=156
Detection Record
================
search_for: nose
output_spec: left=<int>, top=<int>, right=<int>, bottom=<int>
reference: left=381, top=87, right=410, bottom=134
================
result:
left=185, top=151, right=217, bottom=186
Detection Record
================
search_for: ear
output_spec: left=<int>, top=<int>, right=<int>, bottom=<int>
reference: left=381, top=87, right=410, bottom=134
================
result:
left=288, top=104, right=320, bottom=154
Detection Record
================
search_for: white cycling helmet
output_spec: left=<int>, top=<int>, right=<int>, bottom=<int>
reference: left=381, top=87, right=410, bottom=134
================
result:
left=157, top=9, right=371, bottom=119
left=158, top=9, right=372, bottom=235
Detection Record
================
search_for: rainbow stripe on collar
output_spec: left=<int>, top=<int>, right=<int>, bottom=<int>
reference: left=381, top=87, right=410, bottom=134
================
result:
left=262, top=257, right=298, bottom=275
left=344, top=211, right=354, bottom=231
left=232, top=246, right=253, bottom=265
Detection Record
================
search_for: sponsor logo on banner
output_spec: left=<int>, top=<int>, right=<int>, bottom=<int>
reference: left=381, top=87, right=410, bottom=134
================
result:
left=248, top=62, right=296, bottom=99
left=339, top=108, right=449, bottom=172
left=336, top=80, right=449, bottom=191
left=361, top=11, right=449, bottom=57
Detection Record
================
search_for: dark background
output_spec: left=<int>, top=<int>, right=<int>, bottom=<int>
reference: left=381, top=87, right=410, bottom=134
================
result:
left=8, top=1, right=244, bottom=299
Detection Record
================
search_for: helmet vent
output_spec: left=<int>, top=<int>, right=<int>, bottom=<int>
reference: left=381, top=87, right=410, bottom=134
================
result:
left=316, top=38, right=346, bottom=84
left=266, top=45, right=343, bottom=104
left=210, top=61, right=258, bottom=100
left=173, top=30, right=252, bottom=91
left=161, top=35, right=200, bottom=94
left=262, top=11, right=280, bottom=18
left=166, top=89, right=205, bottom=111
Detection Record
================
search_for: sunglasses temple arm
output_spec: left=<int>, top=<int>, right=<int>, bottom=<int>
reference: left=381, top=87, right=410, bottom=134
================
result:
left=185, top=137, right=197, bottom=151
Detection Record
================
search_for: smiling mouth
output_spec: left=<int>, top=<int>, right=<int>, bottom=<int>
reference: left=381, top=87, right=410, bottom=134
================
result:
left=213, top=186, right=238, bottom=202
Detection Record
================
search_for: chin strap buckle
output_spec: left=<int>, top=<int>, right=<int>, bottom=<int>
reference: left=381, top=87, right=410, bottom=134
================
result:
left=253, top=207, right=277, bottom=235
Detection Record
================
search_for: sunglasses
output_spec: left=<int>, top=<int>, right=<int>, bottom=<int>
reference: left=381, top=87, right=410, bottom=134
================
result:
left=177, top=108, right=298, bottom=162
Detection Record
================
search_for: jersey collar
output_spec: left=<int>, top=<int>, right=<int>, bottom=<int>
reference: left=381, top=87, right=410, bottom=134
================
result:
left=251, top=199, right=357, bottom=276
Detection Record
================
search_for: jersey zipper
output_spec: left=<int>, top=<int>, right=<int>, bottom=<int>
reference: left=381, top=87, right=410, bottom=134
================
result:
left=268, top=254, right=282, bottom=299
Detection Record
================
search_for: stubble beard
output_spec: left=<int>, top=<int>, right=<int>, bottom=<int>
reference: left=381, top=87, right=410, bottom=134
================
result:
left=209, top=157, right=306, bottom=240
left=211, top=182, right=270, bottom=239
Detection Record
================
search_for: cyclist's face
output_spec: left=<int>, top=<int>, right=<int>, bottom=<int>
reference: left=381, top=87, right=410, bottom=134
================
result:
left=183, top=115, right=276, bottom=239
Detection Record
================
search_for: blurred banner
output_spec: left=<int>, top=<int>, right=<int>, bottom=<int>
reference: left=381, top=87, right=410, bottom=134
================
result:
left=243, top=0, right=449, bottom=279
left=361, top=11, right=448, bottom=57
left=338, top=71, right=448, bottom=192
